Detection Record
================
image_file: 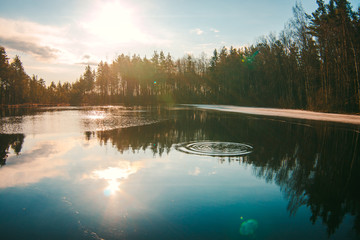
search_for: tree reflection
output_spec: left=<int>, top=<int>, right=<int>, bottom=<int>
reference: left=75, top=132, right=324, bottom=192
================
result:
left=86, top=108, right=360, bottom=236
left=0, top=134, right=25, bottom=167
left=251, top=125, right=360, bottom=236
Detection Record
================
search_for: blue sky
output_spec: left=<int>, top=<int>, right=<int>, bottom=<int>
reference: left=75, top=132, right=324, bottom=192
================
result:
left=0, top=0, right=359, bottom=84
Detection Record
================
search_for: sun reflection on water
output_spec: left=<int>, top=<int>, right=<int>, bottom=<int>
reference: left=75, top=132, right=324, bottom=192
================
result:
left=87, top=111, right=106, bottom=120
left=92, top=162, right=140, bottom=196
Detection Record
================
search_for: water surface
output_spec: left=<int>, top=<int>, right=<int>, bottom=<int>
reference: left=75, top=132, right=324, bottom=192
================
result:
left=0, top=106, right=359, bottom=239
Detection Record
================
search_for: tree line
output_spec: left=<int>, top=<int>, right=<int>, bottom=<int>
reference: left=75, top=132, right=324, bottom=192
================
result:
left=1, top=0, right=360, bottom=112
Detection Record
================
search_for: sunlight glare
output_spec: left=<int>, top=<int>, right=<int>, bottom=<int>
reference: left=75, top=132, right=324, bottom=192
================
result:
left=83, top=1, right=149, bottom=44
left=93, top=162, right=140, bottom=196
left=87, top=111, right=105, bottom=120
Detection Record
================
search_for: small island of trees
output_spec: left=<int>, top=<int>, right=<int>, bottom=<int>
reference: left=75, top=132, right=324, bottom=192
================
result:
left=1, top=0, right=360, bottom=113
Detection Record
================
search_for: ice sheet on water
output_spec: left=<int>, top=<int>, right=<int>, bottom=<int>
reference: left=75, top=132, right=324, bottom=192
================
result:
left=189, top=104, right=360, bottom=125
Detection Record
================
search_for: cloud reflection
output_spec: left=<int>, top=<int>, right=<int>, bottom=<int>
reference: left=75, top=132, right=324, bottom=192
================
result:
left=188, top=167, right=201, bottom=176
left=0, top=140, right=75, bottom=188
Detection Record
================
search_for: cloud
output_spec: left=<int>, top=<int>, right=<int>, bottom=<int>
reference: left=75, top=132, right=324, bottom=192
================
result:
left=0, top=36, right=60, bottom=61
left=0, top=17, right=68, bottom=62
left=0, top=8, right=173, bottom=83
left=189, top=28, right=219, bottom=36
left=190, top=28, right=204, bottom=35
left=82, top=54, right=91, bottom=60
left=76, top=54, right=100, bottom=66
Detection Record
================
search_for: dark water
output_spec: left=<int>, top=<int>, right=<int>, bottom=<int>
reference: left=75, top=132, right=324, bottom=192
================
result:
left=0, top=106, right=359, bottom=240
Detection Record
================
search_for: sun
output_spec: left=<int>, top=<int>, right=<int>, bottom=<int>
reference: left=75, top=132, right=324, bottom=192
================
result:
left=83, top=1, right=148, bottom=44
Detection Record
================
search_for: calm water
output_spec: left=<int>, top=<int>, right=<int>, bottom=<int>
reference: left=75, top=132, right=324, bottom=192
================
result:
left=0, top=106, right=359, bottom=240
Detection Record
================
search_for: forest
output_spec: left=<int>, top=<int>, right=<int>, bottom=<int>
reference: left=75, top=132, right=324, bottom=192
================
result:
left=1, top=0, right=360, bottom=113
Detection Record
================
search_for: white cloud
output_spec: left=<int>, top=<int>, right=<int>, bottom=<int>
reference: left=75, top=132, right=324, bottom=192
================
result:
left=0, top=17, right=69, bottom=62
left=189, top=28, right=219, bottom=36
left=0, top=17, right=105, bottom=66
left=0, top=37, right=60, bottom=61
left=190, top=28, right=204, bottom=35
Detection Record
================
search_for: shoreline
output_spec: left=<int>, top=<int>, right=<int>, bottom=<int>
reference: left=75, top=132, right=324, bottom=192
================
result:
left=0, top=103, right=70, bottom=109
left=190, top=104, right=360, bottom=125
left=2, top=103, right=360, bottom=125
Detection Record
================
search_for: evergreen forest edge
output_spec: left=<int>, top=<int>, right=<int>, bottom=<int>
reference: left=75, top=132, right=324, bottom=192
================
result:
left=1, top=0, right=360, bottom=113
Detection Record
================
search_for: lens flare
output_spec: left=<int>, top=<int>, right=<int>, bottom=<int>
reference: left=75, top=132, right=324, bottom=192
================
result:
left=239, top=219, right=258, bottom=236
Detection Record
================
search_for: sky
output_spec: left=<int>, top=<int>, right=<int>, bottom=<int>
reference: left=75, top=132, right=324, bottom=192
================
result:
left=0, top=0, right=359, bottom=85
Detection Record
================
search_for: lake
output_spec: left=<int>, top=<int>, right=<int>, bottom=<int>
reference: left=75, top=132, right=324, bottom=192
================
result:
left=0, top=105, right=359, bottom=240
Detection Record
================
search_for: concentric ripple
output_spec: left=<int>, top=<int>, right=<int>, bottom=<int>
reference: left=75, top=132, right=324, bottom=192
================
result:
left=176, top=141, right=253, bottom=157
